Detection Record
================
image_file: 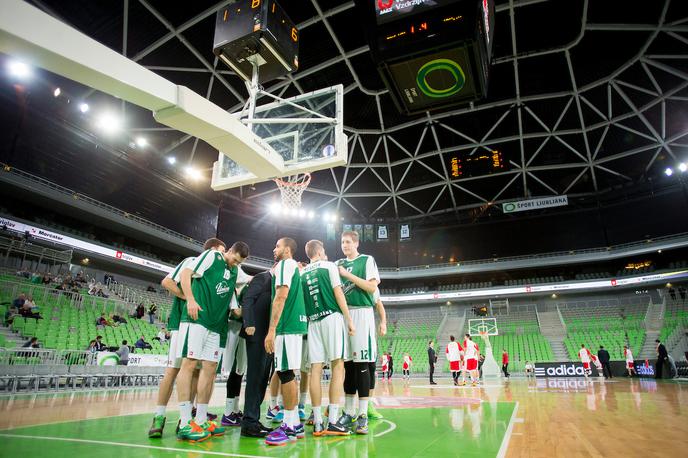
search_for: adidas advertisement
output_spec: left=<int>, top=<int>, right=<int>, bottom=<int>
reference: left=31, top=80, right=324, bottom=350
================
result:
left=534, top=361, right=631, bottom=378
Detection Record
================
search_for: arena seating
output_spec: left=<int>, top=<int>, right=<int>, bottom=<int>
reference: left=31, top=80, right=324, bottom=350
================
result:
left=564, top=329, right=644, bottom=360
left=487, top=333, right=554, bottom=364
left=661, top=298, right=688, bottom=343
left=380, top=310, right=444, bottom=373
left=504, top=276, right=563, bottom=286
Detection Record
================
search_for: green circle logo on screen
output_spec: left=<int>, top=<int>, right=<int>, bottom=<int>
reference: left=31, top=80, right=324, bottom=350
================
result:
left=416, top=59, right=466, bottom=98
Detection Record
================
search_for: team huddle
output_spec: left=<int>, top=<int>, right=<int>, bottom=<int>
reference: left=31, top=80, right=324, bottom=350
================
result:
left=147, top=231, right=387, bottom=445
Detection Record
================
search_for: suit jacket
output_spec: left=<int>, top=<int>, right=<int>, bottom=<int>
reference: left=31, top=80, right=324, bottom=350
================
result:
left=597, top=349, right=610, bottom=363
left=428, top=347, right=437, bottom=364
left=657, top=343, right=668, bottom=358
left=240, top=271, right=272, bottom=342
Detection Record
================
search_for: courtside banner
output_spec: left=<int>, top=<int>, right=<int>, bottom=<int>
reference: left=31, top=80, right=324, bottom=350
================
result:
left=534, top=361, right=628, bottom=377
left=96, top=352, right=166, bottom=366
left=0, top=216, right=173, bottom=273
left=502, top=195, right=568, bottom=213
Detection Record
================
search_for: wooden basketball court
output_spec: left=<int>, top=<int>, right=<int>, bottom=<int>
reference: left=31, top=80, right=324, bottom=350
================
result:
left=0, top=377, right=685, bottom=457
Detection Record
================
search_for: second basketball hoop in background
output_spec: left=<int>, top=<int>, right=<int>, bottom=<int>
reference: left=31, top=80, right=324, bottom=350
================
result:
left=274, top=172, right=311, bottom=209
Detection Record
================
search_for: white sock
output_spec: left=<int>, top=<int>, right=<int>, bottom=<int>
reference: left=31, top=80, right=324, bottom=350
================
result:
left=299, top=391, right=308, bottom=406
left=270, top=396, right=278, bottom=409
left=329, top=404, right=339, bottom=421
left=195, top=403, right=208, bottom=424
left=155, top=405, right=166, bottom=417
left=289, top=408, right=299, bottom=428
left=345, top=395, right=356, bottom=416
left=313, top=405, right=323, bottom=424
left=224, top=398, right=233, bottom=417
left=179, top=401, right=193, bottom=425
left=231, top=397, right=239, bottom=413
left=359, top=399, right=368, bottom=417
left=277, top=395, right=283, bottom=407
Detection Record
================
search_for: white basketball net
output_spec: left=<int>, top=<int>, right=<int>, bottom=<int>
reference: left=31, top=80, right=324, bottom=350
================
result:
left=274, top=173, right=311, bottom=209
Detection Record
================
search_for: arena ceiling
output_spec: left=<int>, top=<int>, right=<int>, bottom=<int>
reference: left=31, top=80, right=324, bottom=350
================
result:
left=12, top=0, right=688, bottom=222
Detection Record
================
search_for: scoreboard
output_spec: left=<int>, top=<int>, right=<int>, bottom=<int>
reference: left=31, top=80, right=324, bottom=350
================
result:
left=356, top=0, right=494, bottom=115
left=450, top=150, right=505, bottom=178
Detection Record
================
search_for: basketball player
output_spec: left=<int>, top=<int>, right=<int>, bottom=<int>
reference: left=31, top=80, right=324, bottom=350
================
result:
left=463, top=334, right=480, bottom=386
left=332, top=230, right=381, bottom=436
left=264, top=238, right=308, bottom=446
left=381, top=353, right=389, bottom=381
left=300, top=239, right=355, bottom=436
left=367, top=288, right=387, bottom=420
left=579, top=344, right=593, bottom=377
left=148, top=238, right=224, bottom=439
left=402, top=353, right=413, bottom=379
left=176, top=241, right=249, bottom=442
left=446, top=335, right=462, bottom=386
left=624, top=345, right=636, bottom=377
left=221, top=283, right=251, bottom=427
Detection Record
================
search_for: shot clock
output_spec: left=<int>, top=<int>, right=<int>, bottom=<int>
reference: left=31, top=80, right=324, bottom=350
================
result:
left=356, top=0, right=494, bottom=115
left=213, top=0, right=299, bottom=83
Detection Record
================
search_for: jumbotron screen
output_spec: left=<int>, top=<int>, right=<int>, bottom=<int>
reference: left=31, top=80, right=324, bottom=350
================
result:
left=375, top=0, right=460, bottom=25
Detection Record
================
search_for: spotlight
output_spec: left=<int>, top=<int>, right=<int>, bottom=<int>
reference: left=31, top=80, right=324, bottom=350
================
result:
left=184, top=167, right=202, bottom=180
left=307, top=211, right=315, bottom=219
left=8, top=60, right=30, bottom=79
left=78, top=103, right=89, bottom=113
left=53, top=88, right=61, bottom=97
left=290, top=208, right=299, bottom=217
left=269, top=203, right=280, bottom=215
left=135, top=137, right=147, bottom=148
left=167, top=156, right=176, bottom=165
left=298, top=209, right=306, bottom=218
left=323, top=212, right=330, bottom=221
left=95, top=112, right=122, bottom=134
left=330, top=213, right=338, bottom=222
left=679, top=163, right=687, bottom=172
left=665, top=167, right=673, bottom=176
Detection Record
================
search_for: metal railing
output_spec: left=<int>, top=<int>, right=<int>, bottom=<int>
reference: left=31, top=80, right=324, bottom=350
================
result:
left=0, top=348, right=96, bottom=366
left=0, top=234, right=72, bottom=265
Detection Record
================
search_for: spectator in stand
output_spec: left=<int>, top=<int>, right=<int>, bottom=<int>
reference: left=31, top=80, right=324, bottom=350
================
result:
left=20, top=301, right=42, bottom=320
left=148, top=303, right=157, bottom=324
left=12, top=293, right=26, bottom=309
left=116, top=340, right=130, bottom=365
left=598, top=346, right=612, bottom=379
left=525, top=361, right=535, bottom=378
left=42, top=273, right=52, bottom=285
left=156, top=327, right=168, bottom=343
left=87, top=340, right=98, bottom=354
left=4, top=306, right=18, bottom=325
left=22, top=337, right=40, bottom=348
left=146, top=285, right=157, bottom=293
left=96, top=313, right=109, bottom=327
left=96, top=287, right=108, bottom=298
left=30, top=272, right=42, bottom=284
left=502, top=349, right=510, bottom=378
left=94, top=335, right=107, bottom=351
left=135, top=335, right=152, bottom=350
left=112, top=314, right=127, bottom=325
left=136, top=303, right=145, bottom=320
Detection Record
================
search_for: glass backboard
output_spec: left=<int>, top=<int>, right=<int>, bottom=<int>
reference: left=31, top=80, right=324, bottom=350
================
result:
left=468, top=318, right=498, bottom=336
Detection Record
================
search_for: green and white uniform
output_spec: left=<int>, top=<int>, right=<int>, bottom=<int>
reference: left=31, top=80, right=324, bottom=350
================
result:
left=301, top=260, right=350, bottom=364
left=221, top=288, right=247, bottom=375
left=177, top=249, right=238, bottom=363
left=336, top=254, right=380, bottom=363
left=272, top=258, right=307, bottom=372
left=164, top=256, right=195, bottom=368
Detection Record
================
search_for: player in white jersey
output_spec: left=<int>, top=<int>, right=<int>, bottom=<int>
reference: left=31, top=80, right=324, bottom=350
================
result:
left=402, top=353, right=413, bottom=380
left=623, top=345, right=636, bottom=377
left=446, top=335, right=462, bottom=386
left=579, top=344, right=593, bottom=377
left=463, top=334, right=480, bottom=386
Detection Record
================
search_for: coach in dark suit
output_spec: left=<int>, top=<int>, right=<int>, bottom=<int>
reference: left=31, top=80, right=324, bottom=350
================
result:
left=428, top=340, right=438, bottom=385
left=597, top=346, right=612, bottom=379
left=240, top=271, right=274, bottom=437
left=655, top=339, right=668, bottom=379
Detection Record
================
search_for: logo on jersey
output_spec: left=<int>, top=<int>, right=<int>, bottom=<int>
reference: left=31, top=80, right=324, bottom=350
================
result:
left=216, top=281, right=230, bottom=295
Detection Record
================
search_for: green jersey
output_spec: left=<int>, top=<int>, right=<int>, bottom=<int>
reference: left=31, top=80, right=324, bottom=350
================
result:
left=301, top=260, right=343, bottom=322
left=336, top=254, right=380, bottom=308
left=165, top=256, right=196, bottom=331
left=181, top=249, right=238, bottom=335
left=271, top=258, right=307, bottom=335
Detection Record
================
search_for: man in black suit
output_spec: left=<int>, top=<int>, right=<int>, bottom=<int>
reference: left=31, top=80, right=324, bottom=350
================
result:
left=597, top=346, right=612, bottom=379
left=240, top=271, right=274, bottom=437
left=655, top=339, right=668, bottom=379
left=428, top=340, right=438, bottom=385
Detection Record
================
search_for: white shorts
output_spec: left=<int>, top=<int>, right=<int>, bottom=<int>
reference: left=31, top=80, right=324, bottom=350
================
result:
left=274, top=334, right=303, bottom=372
left=301, top=338, right=310, bottom=373
left=221, top=320, right=247, bottom=375
left=308, top=313, right=350, bottom=364
left=176, top=322, right=221, bottom=363
left=167, top=330, right=181, bottom=368
left=349, top=307, right=377, bottom=363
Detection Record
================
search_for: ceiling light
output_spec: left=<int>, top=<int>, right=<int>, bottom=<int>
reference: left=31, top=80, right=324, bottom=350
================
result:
left=8, top=60, right=30, bottom=79
left=78, top=103, right=89, bottom=113
left=53, top=88, right=61, bottom=97
left=269, top=203, right=280, bottom=215
left=298, top=209, right=306, bottom=218
left=679, top=163, right=687, bottom=172
left=167, top=156, right=176, bottom=165
left=95, top=112, right=122, bottom=134
left=184, top=167, right=202, bottom=180
left=290, top=208, right=299, bottom=217
left=135, top=137, right=148, bottom=148
left=307, top=211, right=315, bottom=219
left=323, top=212, right=330, bottom=221
left=665, top=167, right=673, bottom=176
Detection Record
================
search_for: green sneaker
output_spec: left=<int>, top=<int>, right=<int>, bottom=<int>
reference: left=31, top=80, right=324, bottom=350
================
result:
left=148, top=415, right=166, bottom=438
left=176, top=420, right=211, bottom=442
left=200, top=420, right=226, bottom=436
left=367, top=403, right=384, bottom=420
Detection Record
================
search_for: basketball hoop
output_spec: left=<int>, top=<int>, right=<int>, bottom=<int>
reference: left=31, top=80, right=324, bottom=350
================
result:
left=274, top=172, right=311, bottom=209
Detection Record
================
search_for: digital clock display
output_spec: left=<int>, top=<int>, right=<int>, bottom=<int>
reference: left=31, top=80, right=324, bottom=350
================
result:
left=375, top=0, right=460, bottom=25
